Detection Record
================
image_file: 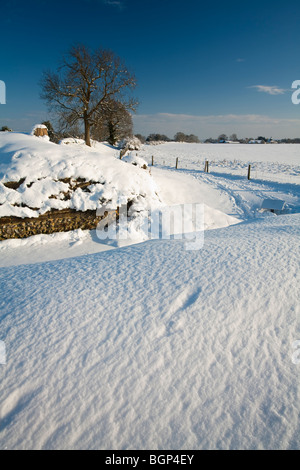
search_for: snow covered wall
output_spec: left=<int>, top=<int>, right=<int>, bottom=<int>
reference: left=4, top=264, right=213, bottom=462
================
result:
left=0, top=132, right=162, bottom=239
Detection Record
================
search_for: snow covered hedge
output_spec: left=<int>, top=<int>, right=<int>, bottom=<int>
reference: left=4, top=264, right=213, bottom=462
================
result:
left=118, top=136, right=142, bottom=151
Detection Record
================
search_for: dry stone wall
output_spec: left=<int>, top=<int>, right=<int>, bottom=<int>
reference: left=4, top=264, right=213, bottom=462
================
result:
left=0, top=208, right=115, bottom=241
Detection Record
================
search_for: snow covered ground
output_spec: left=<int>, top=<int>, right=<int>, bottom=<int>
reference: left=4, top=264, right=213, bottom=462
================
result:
left=142, top=142, right=300, bottom=219
left=0, top=137, right=299, bottom=449
left=141, top=142, right=300, bottom=184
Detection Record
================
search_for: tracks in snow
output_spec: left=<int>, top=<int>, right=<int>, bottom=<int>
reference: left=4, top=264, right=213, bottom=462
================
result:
left=161, top=286, right=202, bottom=336
left=189, top=171, right=300, bottom=220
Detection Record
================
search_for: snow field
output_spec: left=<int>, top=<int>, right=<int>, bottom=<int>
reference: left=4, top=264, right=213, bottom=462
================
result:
left=142, top=143, right=300, bottom=221
left=0, top=214, right=299, bottom=449
left=0, top=136, right=299, bottom=450
left=140, top=142, right=300, bottom=185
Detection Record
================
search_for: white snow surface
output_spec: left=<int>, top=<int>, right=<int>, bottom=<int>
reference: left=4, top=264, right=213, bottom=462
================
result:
left=142, top=142, right=300, bottom=219
left=140, top=142, right=300, bottom=184
left=0, top=140, right=299, bottom=450
left=0, top=214, right=299, bottom=450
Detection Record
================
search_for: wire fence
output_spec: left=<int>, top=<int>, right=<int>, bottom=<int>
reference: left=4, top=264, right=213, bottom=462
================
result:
left=146, top=155, right=300, bottom=186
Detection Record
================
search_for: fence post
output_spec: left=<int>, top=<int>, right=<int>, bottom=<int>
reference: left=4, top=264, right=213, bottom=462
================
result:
left=152, top=156, right=154, bottom=166
left=176, top=157, right=179, bottom=169
left=247, top=164, right=251, bottom=180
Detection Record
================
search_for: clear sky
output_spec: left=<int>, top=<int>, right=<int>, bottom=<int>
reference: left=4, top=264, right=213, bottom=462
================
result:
left=1, top=0, right=300, bottom=139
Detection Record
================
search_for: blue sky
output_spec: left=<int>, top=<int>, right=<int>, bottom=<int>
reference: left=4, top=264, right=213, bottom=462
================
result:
left=1, top=0, right=300, bottom=139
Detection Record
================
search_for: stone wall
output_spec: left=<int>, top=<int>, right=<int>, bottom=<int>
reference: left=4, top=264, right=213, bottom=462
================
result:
left=0, top=208, right=115, bottom=241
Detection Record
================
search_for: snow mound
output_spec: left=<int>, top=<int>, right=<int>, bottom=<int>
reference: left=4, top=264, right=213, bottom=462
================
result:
left=119, top=136, right=142, bottom=151
left=122, top=154, right=148, bottom=169
left=0, top=133, right=162, bottom=239
left=59, top=137, right=87, bottom=146
left=59, top=138, right=113, bottom=150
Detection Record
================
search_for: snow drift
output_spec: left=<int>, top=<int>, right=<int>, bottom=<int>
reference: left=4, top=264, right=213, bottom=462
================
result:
left=0, top=214, right=299, bottom=449
left=0, top=132, right=162, bottom=240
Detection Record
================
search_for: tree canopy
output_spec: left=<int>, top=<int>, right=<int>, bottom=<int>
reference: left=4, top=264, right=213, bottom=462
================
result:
left=40, top=45, right=137, bottom=146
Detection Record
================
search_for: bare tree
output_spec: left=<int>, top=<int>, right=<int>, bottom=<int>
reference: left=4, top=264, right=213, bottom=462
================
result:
left=146, top=134, right=171, bottom=142
left=134, top=134, right=146, bottom=144
left=174, top=132, right=186, bottom=142
left=218, top=133, right=228, bottom=143
left=174, top=132, right=199, bottom=143
left=92, top=99, right=133, bottom=145
left=40, top=45, right=137, bottom=146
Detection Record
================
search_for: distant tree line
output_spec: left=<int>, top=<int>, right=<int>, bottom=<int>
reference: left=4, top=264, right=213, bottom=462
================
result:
left=174, top=132, right=200, bottom=143
left=278, top=137, right=300, bottom=143
left=203, top=134, right=300, bottom=144
left=131, top=132, right=201, bottom=144
left=2, top=122, right=300, bottom=145
left=129, top=132, right=300, bottom=144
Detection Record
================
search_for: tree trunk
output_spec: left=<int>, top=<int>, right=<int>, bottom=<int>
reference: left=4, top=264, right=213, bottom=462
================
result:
left=84, top=116, right=91, bottom=147
left=108, top=121, right=117, bottom=146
